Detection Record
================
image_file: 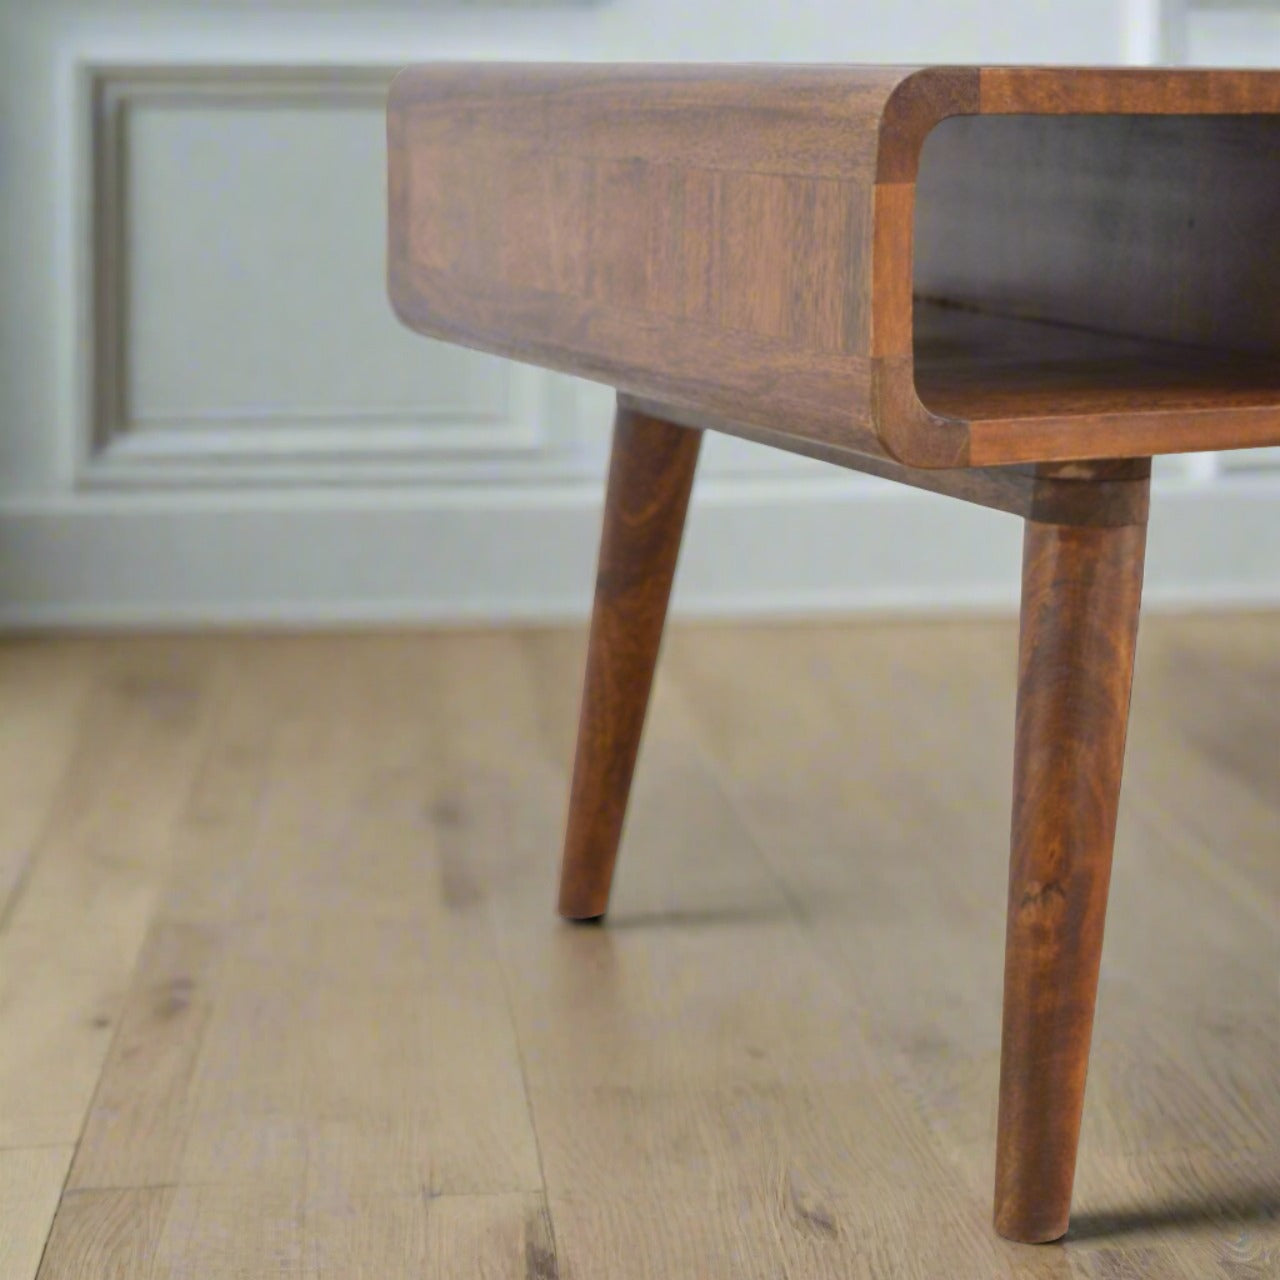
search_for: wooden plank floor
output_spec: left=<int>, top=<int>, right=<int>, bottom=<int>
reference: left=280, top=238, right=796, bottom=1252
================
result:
left=1, top=618, right=1276, bottom=1279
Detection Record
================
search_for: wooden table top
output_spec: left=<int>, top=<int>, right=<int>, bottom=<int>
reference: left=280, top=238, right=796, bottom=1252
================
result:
left=387, top=65, right=1280, bottom=470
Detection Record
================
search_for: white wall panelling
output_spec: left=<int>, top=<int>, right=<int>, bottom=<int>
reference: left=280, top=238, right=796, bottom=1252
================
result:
left=82, top=66, right=575, bottom=489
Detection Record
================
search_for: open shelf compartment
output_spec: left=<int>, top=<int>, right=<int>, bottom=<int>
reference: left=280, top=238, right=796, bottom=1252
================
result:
left=911, top=113, right=1280, bottom=430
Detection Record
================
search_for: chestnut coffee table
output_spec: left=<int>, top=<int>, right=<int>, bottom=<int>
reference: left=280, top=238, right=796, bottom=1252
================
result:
left=387, top=65, right=1280, bottom=1244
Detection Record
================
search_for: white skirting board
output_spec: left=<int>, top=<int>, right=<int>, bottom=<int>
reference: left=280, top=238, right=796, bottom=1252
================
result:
left=1, top=474, right=1277, bottom=628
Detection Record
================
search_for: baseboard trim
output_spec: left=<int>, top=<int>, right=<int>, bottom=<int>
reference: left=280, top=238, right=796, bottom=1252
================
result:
left=1, top=475, right=1277, bottom=627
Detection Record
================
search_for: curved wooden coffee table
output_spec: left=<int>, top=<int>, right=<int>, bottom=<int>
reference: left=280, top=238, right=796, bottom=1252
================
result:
left=387, top=64, right=1280, bottom=1244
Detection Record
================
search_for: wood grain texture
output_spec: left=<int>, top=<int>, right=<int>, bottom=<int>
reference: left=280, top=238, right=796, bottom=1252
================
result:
left=37, top=1185, right=554, bottom=1280
left=5, top=626, right=1277, bottom=1276
left=979, top=66, right=1280, bottom=114
left=996, top=514, right=1149, bottom=1243
left=36, top=1186, right=173, bottom=1280
left=0, top=640, right=218, bottom=1150
left=911, top=304, right=1280, bottom=466
left=386, top=64, right=958, bottom=462
left=388, top=63, right=1280, bottom=468
left=0, top=640, right=98, bottom=919
left=559, top=404, right=701, bottom=919
left=0, top=1146, right=74, bottom=1280
left=64, top=638, right=542, bottom=1200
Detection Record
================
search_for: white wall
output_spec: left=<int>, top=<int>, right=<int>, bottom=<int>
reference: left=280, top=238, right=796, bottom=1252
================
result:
left=1, top=0, right=1277, bottom=625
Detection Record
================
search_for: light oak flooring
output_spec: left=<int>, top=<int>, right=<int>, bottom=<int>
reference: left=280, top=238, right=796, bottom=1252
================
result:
left=1, top=618, right=1276, bottom=1279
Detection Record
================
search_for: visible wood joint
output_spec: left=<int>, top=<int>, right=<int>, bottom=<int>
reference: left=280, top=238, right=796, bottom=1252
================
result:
left=1021, top=459, right=1152, bottom=529
left=622, top=395, right=1150, bottom=528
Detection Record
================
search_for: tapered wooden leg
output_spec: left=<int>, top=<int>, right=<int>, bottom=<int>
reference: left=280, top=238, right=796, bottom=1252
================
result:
left=557, top=401, right=702, bottom=921
left=994, top=512, right=1148, bottom=1243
